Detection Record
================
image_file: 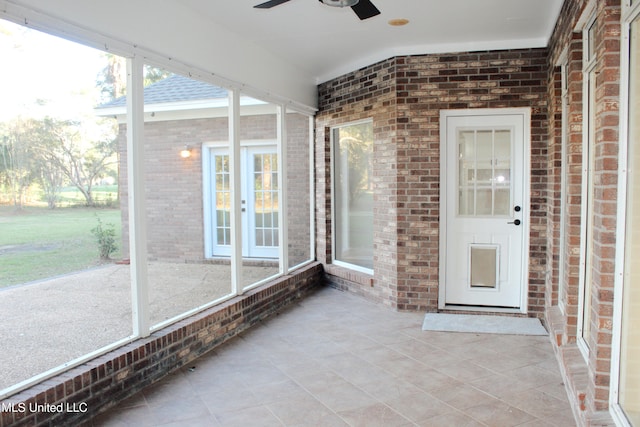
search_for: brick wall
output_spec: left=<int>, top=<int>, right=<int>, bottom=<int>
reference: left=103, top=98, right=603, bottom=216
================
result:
left=546, top=63, right=562, bottom=309
left=317, top=49, right=549, bottom=313
left=285, top=112, right=312, bottom=268
left=545, top=0, right=621, bottom=423
left=316, top=58, right=400, bottom=308
left=118, top=112, right=311, bottom=265
left=586, top=0, right=620, bottom=413
left=0, top=263, right=323, bottom=427
left=119, top=116, right=228, bottom=261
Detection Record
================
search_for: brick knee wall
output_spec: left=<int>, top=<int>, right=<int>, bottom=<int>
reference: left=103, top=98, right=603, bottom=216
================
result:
left=0, top=263, right=323, bottom=427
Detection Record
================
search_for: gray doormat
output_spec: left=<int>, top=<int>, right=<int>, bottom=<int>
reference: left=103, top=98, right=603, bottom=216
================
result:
left=422, top=313, right=548, bottom=336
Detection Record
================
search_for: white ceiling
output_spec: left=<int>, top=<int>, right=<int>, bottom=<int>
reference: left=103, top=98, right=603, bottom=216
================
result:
left=179, top=0, right=564, bottom=83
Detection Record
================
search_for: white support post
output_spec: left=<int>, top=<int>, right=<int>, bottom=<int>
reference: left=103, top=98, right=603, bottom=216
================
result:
left=229, top=90, right=242, bottom=295
left=308, top=115, right=316, bottom=263
left=127, top=56, right=150, bottom=337
left=277, top=105, right=288, bottom=274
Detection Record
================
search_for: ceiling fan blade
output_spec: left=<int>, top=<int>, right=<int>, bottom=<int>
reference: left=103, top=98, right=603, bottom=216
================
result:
left=351, top=0, right=380, bottom=20
left=254, top=0, right=291, bottom=9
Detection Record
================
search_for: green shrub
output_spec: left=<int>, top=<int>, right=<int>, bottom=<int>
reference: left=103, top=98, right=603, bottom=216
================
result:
left=91, top=216, right=117, bottom=260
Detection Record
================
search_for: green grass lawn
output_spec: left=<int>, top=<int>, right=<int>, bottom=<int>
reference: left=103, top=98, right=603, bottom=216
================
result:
left=57, top=185, right=119, bottom=207
left=0, top=206, right=122, bottom=287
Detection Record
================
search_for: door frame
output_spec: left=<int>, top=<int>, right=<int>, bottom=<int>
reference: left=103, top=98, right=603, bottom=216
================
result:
left=438, top=108, right=531, bottom=313
left=203, top=140, right=278, bottom=259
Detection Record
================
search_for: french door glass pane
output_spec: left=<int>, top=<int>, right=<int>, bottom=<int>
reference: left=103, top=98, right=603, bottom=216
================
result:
left=253, top=152, right=278, bottom=248
left=215, top=154, right=231, bottom=246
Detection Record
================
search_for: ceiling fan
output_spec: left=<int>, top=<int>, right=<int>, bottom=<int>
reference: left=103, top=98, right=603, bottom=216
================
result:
left=254, top=0, right=381, bottom=21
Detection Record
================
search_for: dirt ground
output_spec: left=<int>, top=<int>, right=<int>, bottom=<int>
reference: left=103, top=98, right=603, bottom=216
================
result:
left=0, top=262, right=278, bottom=391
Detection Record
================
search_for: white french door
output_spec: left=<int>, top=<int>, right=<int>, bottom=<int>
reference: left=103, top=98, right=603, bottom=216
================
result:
left=440, top=109, right=530, bottom=310
left=207, top=144, right=278, bottom=259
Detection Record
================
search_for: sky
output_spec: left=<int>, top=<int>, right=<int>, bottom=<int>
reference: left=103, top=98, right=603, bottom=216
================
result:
left=0, top=19, right=109, bottom=122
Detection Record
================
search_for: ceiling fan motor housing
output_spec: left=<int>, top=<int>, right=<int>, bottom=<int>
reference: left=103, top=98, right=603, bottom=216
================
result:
left=321, top=0, right=360, bottom=7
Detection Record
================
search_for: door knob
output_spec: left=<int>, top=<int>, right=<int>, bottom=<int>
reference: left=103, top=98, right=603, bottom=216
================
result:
left=508, top=219, right=521, bottom=226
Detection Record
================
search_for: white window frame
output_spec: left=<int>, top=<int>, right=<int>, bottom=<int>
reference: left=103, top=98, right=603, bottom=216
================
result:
left=557, top=47, right=570, bottom=314
left=577, top=10, right=598, bottom=360
left=610, top=1, right=640, bottom=425
left=330, top=119, right=374, bottom=275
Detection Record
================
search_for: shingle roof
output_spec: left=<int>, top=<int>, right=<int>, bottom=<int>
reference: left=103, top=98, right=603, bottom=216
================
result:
left=96, top=74, right=228, bottom=109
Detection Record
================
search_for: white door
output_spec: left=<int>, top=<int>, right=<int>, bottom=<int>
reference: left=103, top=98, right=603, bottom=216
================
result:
left=245, top=146, right=279, bottom=258
left=209, top=145, right=278, bottom=259
left=440, top=109, right=530, bottom=309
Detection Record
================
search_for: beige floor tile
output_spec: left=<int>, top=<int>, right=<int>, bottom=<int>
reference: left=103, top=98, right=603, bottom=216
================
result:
left=91, top=287, right=576, bottom=427
left=356, top=373, right=423, bottom=402
left=199, top=386, right=262, bottom=414
left=401, top=367, right=464, bottom=394
left=500, top=364, right=563, bottom=388
left=355, top=344, right=407, bottom=365
left=540, top=409, right=581, bottom=427
left=535, top=382, right=571, bottom=402
left=384, top=391, right=454, bottom=423
left=469, top=372, right=536, bottom=398
left=500, top=388, right=572, bottom=417
left=417, top=411, right=486, bottom=427
left=462, top=400, right=536, bottom=426
left=249, top=378, right=308, bottom=405
left=92, top=402, right=156, bottom=427
left=142, top=371, right=195, bottom=406
left=265, top=393, right=343, bottom=426
left=309, top=380, right=379, bottom=413
left=159, top=414, right=221, bottom=427
left=433, top=359, right=496, bottom=382
left=471, top=351, right=533, bottom=373
left=337, top=402, right=413, bottom=427
left=431, top=383, right=502, bottom=411
left=213, top=405, right=283, bottom=427
left=146, top=394, right=213, bottom=426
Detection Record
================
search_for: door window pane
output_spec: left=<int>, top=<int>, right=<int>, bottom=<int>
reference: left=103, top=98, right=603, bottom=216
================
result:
left=253, top=152, right=278, bottom=249
left=215, top=155, right=231, bottom=246
left=333, top=121, right=374, bottom=271
left=457, top=128, right=513, bottom=216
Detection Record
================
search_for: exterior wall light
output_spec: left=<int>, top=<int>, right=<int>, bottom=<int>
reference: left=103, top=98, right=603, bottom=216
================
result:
left=180, top=146, right=192, bottom=158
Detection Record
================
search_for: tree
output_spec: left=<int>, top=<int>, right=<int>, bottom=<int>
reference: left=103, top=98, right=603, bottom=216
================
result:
left=0, top=120, right=40, bottom=209
left=96, top=55, right=171, bottom=103
left=37, top=152, right=65, bottom=209
left=337, top=123, right=373, bottom=206
left=96, top=54, right=127, bottom=103
left=43, top=118, right=118, bottom=207
left=0, top=117, right=118, bottom=208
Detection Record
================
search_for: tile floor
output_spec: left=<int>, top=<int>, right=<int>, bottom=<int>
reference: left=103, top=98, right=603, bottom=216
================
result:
left=91, top=286, right=576, bottom=427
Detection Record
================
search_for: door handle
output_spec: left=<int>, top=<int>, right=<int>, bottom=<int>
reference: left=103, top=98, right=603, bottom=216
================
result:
left=508, top=219, right=521, bottom=226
